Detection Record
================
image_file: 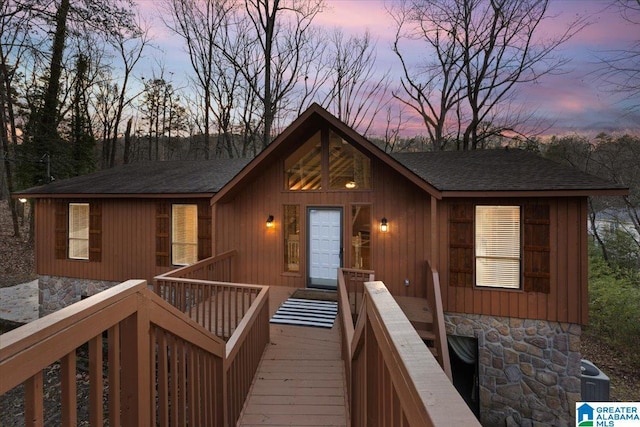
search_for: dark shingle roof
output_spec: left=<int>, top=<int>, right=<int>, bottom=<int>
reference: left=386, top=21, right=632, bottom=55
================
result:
left=15, top=149, right=625, bottom=198
left=16, top=159, right=251, bottom=195
left=391, top=149, right=626, bottom=192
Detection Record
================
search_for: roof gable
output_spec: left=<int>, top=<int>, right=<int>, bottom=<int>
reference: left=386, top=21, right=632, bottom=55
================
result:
left=211, top=103, right=438, bottom=203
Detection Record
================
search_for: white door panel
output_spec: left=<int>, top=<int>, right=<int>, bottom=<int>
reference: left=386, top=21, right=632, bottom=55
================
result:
left=309, top=209, right=342, bottom=288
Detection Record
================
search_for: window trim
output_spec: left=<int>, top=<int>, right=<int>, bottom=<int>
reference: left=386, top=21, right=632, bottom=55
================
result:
left=171, top=203, right=198, bottom=266
left=449, top=202, right=551, bottom=294
left=68, top=202, right=90, bottom=260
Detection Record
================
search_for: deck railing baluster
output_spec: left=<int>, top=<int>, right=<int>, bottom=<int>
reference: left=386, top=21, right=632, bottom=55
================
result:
left=61, top=352, right=77, bottom=426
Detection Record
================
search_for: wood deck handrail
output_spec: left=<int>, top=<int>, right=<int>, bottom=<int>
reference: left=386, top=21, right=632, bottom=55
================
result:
left=154, top=253, right=270, bottom=425
left=223, top=283, right=270, bottom=425
left=3, top=252, right=270, bottom=427
left=425, top=259, right=453, bottom=380
left=337, top=270, right=479, bottom=427
left=351, top=281, right=480, bottom=426
left=0, top=280, right=227, bottom=426
left=155, top=250, right=237, bottom=282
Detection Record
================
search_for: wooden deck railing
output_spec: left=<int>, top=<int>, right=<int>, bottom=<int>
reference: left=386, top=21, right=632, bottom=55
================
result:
left=158, top=249, right=237, bottom=282
left=0, top=280, right=227, bottom=426
left=154, top=251, right=270, bottom=425
left=337, top=267, right=374, bottom=401
left=337, top=276, right=480, bottom=426
left=338, top=267, right=375, bottom=326
left=425, top=259, right=452, bottom=380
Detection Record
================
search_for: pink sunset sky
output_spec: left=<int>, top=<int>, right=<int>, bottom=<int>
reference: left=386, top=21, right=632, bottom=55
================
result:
left=138, top=0, right=640, bottom=138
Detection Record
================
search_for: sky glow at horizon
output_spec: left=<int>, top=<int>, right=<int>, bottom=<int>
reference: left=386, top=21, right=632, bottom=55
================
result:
left=137, top=0, right=640, bottom=138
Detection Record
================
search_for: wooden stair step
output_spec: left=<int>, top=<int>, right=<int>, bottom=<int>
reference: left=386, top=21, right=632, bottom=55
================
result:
left=416, top=329, right=436, bottom=341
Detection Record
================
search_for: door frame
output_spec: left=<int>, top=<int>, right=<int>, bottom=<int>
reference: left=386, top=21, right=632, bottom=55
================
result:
left=306, top=206, right=343, bottom=289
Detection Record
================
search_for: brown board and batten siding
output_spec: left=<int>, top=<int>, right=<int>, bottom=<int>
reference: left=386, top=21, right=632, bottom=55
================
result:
left=438, top=197, right=589, bottom=325
left=35, top=197, right=212, bottom=283
left=214, top=153, right=434, bottom=298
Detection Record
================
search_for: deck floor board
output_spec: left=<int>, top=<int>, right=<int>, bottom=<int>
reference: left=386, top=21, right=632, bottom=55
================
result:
left=237, top=287, right=348, bottom=427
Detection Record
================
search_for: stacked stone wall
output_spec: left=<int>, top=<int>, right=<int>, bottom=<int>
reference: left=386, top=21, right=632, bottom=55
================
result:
left=39, top=275, right=120, bottom=316
left=445, top=313, right=581, bottom=427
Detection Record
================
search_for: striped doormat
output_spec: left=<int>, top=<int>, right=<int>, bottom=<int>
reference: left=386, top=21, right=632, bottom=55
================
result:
left=270, top=298, right=338, bottom=328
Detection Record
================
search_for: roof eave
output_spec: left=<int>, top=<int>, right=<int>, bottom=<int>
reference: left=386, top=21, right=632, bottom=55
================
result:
left=12, top=192, right=216, bottom=200
left=440, top=188, right=629, bottom=198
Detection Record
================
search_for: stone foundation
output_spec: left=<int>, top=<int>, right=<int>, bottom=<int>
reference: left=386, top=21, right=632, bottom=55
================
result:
left=445, top=313, right=582, bottom=427
left=39, top=275, right=120, bottom=316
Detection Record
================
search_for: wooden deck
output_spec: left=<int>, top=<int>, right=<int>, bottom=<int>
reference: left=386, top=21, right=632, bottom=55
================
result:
left=237, top=287, right=348, bottom=426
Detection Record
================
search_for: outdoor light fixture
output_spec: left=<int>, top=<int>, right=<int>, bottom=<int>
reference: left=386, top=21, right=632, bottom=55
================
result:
left=18, top=198, right=27, bottom=204
left=345, top=181, right=356, bottom=189
left=380, top=217, right=388, bottom=233
left=266, top=215, right=274, bottom=228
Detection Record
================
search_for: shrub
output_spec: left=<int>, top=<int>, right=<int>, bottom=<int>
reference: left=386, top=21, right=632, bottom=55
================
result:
left=587, top=253, right=640, bottom=355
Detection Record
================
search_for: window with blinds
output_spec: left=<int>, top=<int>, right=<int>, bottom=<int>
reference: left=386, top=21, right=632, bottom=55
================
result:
left=172, top=204, right=198, bottom=266
left=69, top=203, right=89, bottom=260
left=475, top=205, right=521, bottom=289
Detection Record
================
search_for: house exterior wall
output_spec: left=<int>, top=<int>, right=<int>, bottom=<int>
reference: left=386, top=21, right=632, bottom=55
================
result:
left=34, top=197, right=204, bottom=284
left=438, top=197, right=589, bottom=325
left=214, top=154, right=434, bottom=297
left=446, top=313, right=582, bottom=427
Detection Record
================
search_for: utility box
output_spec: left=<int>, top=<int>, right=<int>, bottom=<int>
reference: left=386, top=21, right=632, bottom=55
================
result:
left=581, top=359, right=610, bottom=401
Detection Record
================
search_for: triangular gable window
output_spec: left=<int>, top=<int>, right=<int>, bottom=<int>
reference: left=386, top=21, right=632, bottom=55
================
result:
left=329, top=131, right=371, bottom=190
left=284, top=129, right=371, bottom=191
left=285, top=131, right=322, bottom=190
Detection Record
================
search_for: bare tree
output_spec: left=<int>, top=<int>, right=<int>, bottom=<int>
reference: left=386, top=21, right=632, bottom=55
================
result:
left=544, top=133, right=640, bottom=265
left=239, top=0, right=325, bottom=148
left=390, top=0, right=585, bottom=150
left=459, top=0, right=584, bottom=149
left=595, top=1, right=640, bottom=113
left=320, top=29, right=391, bottom=137
left=390, top=0, right=466, bottom=151
left=138, top=69, right=187, bottom=161
left=163, top=0, right=325, bottom=153
left=0, top=0, right=41, bottom=236
left=161, top=0, right=237, bottom=159
left=104, top=16, right=150, bottom=167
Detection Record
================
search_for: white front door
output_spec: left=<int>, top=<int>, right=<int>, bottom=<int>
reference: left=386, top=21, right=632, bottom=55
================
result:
left=308, top=208, right=342, bottom=289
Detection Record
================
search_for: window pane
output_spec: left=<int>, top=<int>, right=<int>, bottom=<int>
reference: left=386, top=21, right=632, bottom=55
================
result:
left=284, top=205, right=300, bottom=272
left=285, top=131, right=322, bottom=190
left=172, top=204, right=198, bottom=265
left=329, top=131, right=371, bottom=190
left=351, top=205, right=371, bottom=269
left=475, top=206, right=520, bottom=289
left=476, top=258, right=520, bottom=288
left=69, top=203, right=89, bottom=260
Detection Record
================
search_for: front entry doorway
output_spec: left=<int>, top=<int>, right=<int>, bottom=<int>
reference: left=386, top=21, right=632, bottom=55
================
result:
left=307, top=208, right=342, bottom=289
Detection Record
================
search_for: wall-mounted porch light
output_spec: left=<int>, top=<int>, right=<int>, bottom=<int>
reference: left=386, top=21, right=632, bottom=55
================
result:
left=18, top=198, right=27, bottom=203
left=266, top=214, right=275, bottom=229
left=380, top=217, right=388, bottom=233
left=345, top=181, right=356, bottom=189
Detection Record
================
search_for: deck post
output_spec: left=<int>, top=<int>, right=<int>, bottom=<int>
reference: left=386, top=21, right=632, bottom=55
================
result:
left=119, top=295, right=152, bottom=427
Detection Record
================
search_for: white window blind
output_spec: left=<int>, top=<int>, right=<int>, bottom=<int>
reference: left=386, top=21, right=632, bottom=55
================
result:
left=172, top=204, right=198, bottom=266
left=69, top=203, right=89, bottom=260
left=475, top=205, right=521, bottom=289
